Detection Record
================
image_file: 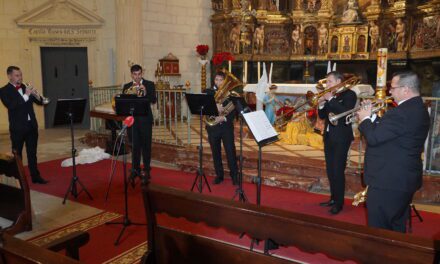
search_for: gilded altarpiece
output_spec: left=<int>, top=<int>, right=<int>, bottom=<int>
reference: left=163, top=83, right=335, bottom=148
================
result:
left=211, top=0, right=440, bottom=61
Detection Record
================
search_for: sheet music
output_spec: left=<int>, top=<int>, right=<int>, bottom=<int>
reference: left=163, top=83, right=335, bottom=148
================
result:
left=243, top=110, right=278, bottom=143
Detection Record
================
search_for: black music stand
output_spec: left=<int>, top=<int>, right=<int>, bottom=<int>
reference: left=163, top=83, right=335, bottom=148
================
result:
left=53, top=98, right=92, bottom=204
left=185, top=93, right=218, bottom=193
left=242, top=110, right=279, bottom=254
left=106, top=96, right=148, bottom=246
left=231, top=96, right=251, bottom=202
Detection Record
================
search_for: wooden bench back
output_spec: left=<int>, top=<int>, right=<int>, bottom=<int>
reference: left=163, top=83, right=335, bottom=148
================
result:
left=0, top=152, right=32, bottom=235
left=143, top=184, right=440, bottom=264
left=0, top=232, right=82, bottom=264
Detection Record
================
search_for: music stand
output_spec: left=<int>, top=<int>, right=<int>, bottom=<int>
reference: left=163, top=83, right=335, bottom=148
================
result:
left=53, top=98, right=92, bottom=204
left=230, top=96, right=251, bottom=202
left=185, top=93, right=218, bottom=193
left=242, top=110, right=279, bottom=254
left=106, top=96, right=148, bottom=246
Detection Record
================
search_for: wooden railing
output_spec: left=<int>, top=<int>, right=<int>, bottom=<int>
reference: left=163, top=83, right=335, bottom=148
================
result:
left=89, top=84, right=192, bottom=146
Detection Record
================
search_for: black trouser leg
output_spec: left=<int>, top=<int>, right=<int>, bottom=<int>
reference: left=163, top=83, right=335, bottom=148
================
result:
left=25, top=127, right=39, bottom=178
left=367, top=187, right=413, bottom=233
left=128, top=127, right=141, bottom=173
left=324, top=138, right=335, bottom=201
left=208, top=130, right=224, bottom=179
left=10, top=130, right=26, bottom=159
left=221, top=125, right=238, bottom=180
left=331, top=141, right=351, bottom=207
left=141, top=122, right=153, bottom=172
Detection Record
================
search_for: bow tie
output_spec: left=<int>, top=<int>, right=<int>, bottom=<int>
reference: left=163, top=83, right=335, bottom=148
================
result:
left=15, top=85, right=21, bottom=90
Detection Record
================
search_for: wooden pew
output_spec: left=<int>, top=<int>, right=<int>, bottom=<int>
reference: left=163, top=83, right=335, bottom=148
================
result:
left=0, top=229, right=89, bottom=263
left=0, top=152, right=32, bottom=235
left=141, top=183, right=440, bottom=264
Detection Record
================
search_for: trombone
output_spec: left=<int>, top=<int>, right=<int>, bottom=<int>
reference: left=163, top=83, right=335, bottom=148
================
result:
left=306, top=76, right=360, bottom=108
left=328, top=96, right=394, bottom=126
left=25, top=83, right=50, bottom=105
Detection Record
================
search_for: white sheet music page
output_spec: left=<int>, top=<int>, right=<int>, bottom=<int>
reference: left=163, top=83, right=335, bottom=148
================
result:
left=243, top=110, right=278, bottom=143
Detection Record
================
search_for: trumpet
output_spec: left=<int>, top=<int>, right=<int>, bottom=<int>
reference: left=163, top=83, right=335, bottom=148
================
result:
left=124, top=83, right=145, bottom=96
left=24, top=83, right=50, bottom=105
left=328, top=97, right=394, bottom=126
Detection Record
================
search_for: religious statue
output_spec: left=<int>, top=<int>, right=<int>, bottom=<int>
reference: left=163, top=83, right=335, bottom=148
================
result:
left=395, top=18, right=406, bottom=51
left=343, top=35, right=351, bottom=52
left=304, top=0, right=320, bottom=13
left=341, top=0, right=361, bottom=24
left=254, top=24, right=265, bottom=54
left=268, top=0, right=277, bottom=11
left=387, top=22, right=397, bottom=52
left=331, top=36, right=338, bottom=53
left=291, top=25, right=301, bottom=54
left=318, top=23, right=328, bottom=54
left=230, top=23, right=241, bottom=54
left=369, top=20, right=380, bottom=52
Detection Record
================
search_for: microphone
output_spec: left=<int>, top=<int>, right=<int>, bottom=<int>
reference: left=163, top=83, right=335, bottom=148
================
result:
left=118, top=116, right=134, bottom=136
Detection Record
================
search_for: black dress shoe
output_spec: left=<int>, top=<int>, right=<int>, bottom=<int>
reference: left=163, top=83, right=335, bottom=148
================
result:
left=32, top=176, right=48, bottom=184
left=213, top=177, right=224, bottom=184
left=129, top=171, right=139, bottom=188
left=319, top=199, right=335, bottom=207
left=329, top=205, right=343, bottom=215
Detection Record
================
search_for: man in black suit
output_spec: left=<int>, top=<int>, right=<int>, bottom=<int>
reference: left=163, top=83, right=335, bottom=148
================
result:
left=0, top=66, right=47, bottom=184
left=357, top=71, right=430, bottom=233
left=318, top=71, right=357, bottom=214
left=206, top=71, right=238, bottom=185
left=123, top=64, right=156, bottom=183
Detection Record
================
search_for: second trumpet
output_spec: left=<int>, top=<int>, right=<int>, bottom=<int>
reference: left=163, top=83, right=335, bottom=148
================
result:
left=25, top=83, right=50, bottom=105
left=328, top=97, right=394, bottom=126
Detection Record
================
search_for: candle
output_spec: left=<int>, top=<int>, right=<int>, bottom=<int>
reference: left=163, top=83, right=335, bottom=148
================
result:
left=257, top=61, right=261, bottom=80
left=243, top=61, right=248, bottom=83
left=228, top=60, right=232, bottom=72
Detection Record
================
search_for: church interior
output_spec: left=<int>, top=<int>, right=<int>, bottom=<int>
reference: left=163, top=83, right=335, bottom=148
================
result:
left=1, top=0, right=440, bottom=263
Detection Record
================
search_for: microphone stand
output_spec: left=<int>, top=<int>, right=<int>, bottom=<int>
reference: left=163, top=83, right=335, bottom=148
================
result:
left=233, top=110, right=247, bottom=202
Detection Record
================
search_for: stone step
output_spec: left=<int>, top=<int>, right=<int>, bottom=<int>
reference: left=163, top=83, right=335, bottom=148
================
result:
left=177, top=159, right=319, bottom=192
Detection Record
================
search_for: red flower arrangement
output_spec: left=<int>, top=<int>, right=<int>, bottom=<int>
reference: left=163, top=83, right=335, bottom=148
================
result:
left=196, top=44, right=209, bottom=57
left=212, top=52, right=235, bottom=67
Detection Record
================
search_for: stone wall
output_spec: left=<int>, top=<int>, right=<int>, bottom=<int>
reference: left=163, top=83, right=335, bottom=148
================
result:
left=142, top=0, right=213, bottom=90
left=0, top=0, right=213, bottom=132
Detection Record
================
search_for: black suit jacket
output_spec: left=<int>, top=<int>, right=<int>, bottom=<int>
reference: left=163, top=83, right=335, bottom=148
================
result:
left=0, top=83, right=42, bottom=132
left=359, top=96, right=430, bottom=193
left=318, top=89, right=357, bottom=142
left=122, top=79, right=156, bottom=123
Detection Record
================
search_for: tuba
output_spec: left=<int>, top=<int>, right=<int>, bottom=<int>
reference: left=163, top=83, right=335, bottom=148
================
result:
left=205, top=69, right=243, bottom=126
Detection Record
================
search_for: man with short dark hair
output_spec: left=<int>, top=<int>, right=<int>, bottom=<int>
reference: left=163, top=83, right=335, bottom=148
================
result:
left=0, top=66, right=47, bottom=184
left=205, top=71, right=238, bottom=185
left=123, top=64, right=156, bottom=183
left=357, top=71, right=430, bottom=232
left=318, top=71, right=357, bottom=214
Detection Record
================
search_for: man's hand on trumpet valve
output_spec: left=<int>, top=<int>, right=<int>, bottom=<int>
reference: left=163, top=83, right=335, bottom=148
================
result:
left=214, top=115, right=226, bottom=124
left=217, top=103, right=224, bottom=113
left=357, top=100, right=373, bottom=121
left=138, top=84, right=146, bottom=96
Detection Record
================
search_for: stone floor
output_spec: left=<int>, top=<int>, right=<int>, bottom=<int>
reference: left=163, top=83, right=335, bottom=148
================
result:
left=1, top=127, right=439, bottom=239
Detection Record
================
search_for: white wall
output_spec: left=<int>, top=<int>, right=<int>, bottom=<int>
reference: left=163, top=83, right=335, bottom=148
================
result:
left=142, top=0, right=213, bottom=92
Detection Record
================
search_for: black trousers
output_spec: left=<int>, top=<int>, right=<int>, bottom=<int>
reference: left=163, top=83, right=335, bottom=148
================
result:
left=367, top=186, right=413, bottom=233
left=207, top=124, right=238, bottom=180
left=10, top=122, right=40, bottom=179
left=323, top=137, right=351, bottom=207
left=128, top=117, right=153, bottom=174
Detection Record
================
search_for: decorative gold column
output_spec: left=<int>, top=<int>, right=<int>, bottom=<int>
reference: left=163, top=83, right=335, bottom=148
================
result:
left=115, top=0, right=143, bottom=84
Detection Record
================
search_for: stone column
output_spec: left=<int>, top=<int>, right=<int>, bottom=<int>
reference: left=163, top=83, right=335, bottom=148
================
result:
left=115, top=0, right=143, bottom=84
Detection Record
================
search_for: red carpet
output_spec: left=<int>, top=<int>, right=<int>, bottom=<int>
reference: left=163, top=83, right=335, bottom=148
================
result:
left=27, top=158, right=440, bottom=263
